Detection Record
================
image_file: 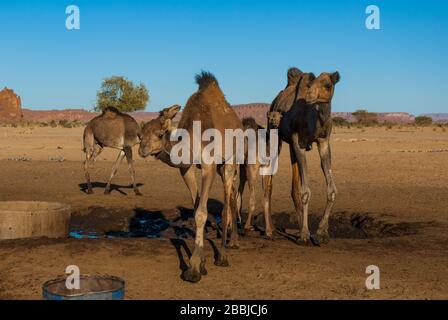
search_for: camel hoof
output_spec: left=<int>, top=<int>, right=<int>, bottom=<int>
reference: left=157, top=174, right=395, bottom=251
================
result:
left=181, top=268, right=202, bottom=283
left=296, top=236, right=313, bottom=246
left=104, top=190, right=111, bottom=195
left=314, top=232, right=329, bottom=245
left=264, top=234, right=274, bottom=241
left=214, top=255, right=230, bottom=267
left=226, top=243, right=240, bottom=250
left=200, top=265, right=208, bottom=276
left=86, top=189, right=94, bottom=195
left=135, top=190, right=143, bottom=196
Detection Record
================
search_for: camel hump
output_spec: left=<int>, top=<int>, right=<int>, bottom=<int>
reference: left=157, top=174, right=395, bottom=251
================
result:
left=102, top=106, right=120, bottom=119
left=195, top=71, right=218, bottom=90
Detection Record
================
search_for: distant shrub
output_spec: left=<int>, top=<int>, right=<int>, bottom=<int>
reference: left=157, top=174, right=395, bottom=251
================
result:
left=414, top=116, right=433, bottom=126
left=352, top=109, right=379, bottom=127
left=332, top=117, right=349, bottom=127
left=58, top=120, right=72, bottom=128
left=382, top=120, right=396, bottom=129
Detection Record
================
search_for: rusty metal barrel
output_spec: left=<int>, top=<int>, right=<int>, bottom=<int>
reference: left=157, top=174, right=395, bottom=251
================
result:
left=43, top=275, right=125, bottom=300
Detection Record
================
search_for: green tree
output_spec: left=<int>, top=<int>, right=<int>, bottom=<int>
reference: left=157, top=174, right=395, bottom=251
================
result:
left=95, top=76, right=149, bottom=112
left=414, top=116, right=433, bottom=126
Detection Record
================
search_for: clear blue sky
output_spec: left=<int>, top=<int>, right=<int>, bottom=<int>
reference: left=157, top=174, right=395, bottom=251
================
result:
left=1, top=0, right=447, bottom=114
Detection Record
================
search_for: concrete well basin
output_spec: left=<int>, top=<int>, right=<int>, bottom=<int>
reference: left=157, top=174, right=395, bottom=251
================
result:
left=0, top=201, right=71, bottom=240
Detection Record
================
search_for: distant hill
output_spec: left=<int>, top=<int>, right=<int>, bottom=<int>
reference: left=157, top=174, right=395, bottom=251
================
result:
left=234, top=105, right=419, bottom=125
left=422, top=113, right=448, bottom=123
left=2, top=103, right=447, bottom=125
left=21, top=109, right=164, bottom=123
left=0, top=88, right=23, bottom=123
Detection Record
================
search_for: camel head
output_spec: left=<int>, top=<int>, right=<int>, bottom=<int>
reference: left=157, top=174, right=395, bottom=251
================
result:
left=267, top=112, right=283, bottom=128
left=306, top=72, right=340, bottom=104
left=138, top=105, right=181, bottom=157
left=296, top=72, right=316, bottom=100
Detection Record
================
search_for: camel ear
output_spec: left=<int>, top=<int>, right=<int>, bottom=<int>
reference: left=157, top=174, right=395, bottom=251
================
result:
left=331, top=72, right=340, bottom=84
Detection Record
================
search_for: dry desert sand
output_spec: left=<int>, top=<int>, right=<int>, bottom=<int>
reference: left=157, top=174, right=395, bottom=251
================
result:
left=0, top=126, right=447, bottom=299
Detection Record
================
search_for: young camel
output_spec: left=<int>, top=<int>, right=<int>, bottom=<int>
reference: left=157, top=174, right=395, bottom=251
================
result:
left=139, top=72, right=243, bottom=283
left=83, top=107, right=142, bottom=195
left=267, top=71, right=340, bottom=245
left=236, top=117, right=275, bottom=238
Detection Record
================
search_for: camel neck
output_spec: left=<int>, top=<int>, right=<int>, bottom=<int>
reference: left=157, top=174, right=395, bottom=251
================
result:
left=156, top=130, right=189, bottom=169
left=315, top=102, right=332, bottom=126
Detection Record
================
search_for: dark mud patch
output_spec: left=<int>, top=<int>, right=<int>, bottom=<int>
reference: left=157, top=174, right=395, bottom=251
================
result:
left=253, top=211, right=436, bottom=239
left=69, top=205, right=218, bottom=240
left=70, top=207, right=435, bottom=242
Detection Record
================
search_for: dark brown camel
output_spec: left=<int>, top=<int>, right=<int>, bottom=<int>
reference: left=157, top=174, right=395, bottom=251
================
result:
left=83, top=107, right=142, bottom=195
left=267, top=70, right=340, bottom=245
left=262, top=69, right=316, bottom=240
left=139, top=72, right=243, bottom=283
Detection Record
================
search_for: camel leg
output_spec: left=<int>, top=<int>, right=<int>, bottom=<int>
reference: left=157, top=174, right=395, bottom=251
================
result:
left=289, top=144, right=303, bottom=227
left=229, top=165, right=240, bottom=248
left=83, top=127, right=95, bottom=194
left=237, top=165, right=247, bottom=232
left=104, top=150, right=125, bottom=195
left=218, top=164, right=238, bottom=252
left=124, top=146, right=142, bottom=196
left=291, top=134, right=312, bottom=245
left=243, top=163, right=258, bottom=234
left=182, top=163, right=216, bottom=283
left=180, top=165, right=199, bottom=209
left=83, top=151, right=94, bottom=194
left=316, top=138, right=337, bottom=244
left=261, top=171, right=275, bottom=239
left=93, top=145, right=103, bottom=164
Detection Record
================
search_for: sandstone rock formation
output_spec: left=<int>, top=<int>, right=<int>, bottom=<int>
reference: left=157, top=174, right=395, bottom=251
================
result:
left=0, top=88, right=23, bottom=123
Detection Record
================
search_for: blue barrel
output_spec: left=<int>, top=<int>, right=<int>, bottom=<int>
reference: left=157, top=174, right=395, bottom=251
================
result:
left=43, top=275, right=125, bottom=300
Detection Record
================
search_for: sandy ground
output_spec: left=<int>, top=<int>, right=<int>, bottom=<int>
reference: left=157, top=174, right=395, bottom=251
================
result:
left=0, top=126, right=447, bottom=300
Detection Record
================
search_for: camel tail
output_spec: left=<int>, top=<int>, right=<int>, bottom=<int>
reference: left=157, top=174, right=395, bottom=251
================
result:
left=195, top=71, right=218, bottom=90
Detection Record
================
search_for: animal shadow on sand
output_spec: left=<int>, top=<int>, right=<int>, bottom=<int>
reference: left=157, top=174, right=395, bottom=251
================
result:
left=81, top=199, right=225, bottom=275
left=170, top=199, right=224, bottom=273
left=78, top=182, right=144, bottom=195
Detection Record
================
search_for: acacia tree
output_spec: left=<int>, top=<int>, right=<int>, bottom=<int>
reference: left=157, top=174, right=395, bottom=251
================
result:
left=414, top=116, right=433, bottom=126
left=95, top=76, right=149, bottom=112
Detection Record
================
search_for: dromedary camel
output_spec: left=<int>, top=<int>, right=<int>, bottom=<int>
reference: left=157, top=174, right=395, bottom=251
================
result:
left=267, top=70, right=340, bottom=245
left=139, top=71, right=243, bottom=283
left=261, top=69, right=316, bottom=240
left=236, top=117, right=275, bottom=238
left=83, top=107, right=142, bottom=195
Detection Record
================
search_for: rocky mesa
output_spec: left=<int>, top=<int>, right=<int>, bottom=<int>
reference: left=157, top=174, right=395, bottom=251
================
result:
left=0, top=88, right=23, bottom=123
